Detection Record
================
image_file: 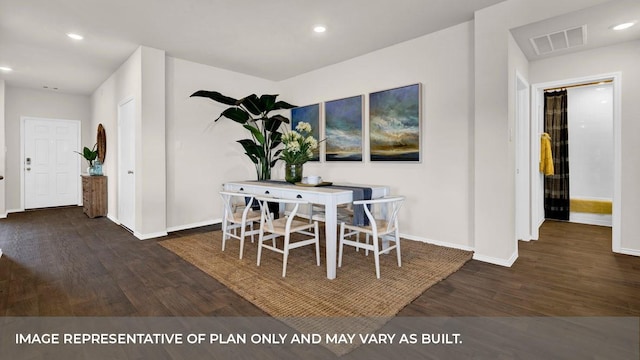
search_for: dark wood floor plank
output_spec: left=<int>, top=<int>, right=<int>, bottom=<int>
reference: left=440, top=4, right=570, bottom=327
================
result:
left=0, top=207, right=638, bottom=318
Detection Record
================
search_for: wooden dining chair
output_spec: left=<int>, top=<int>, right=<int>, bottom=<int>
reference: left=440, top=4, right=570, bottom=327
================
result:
left=219, top=191, right=262, bottom=259
left=255, top=196, right=320, bottom=277
left=338, top=196, right=405, bottom=279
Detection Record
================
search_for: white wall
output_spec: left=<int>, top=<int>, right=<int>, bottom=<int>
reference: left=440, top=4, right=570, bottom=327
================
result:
left=91, top=46, right=168, bottom=239
left=91, top=47, right=142, bottom=223
left=165, top=57, right=277, bottom=230
left=278, top=21, right=475, bottom=249
left=473, top=0, right=609, bottom=265
left=93, top=51, right=278, bottom=233
left=138, top=46, right=167, bottom=237
left=530, top=40, right=640, bottom=255
left=509, top=31, right=531, bottom=242
left=568, top=84, right=613, bottom=201
left=4, top=86, right=91, bottom=212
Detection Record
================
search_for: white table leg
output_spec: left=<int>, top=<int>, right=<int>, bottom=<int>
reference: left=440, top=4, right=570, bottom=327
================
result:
left=324, top=202, right=338, bottom=279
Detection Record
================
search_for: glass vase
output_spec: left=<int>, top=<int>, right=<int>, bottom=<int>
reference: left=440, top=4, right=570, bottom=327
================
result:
left=285, top=163, right=303, bottom=184
left=92, top=160, right=103, bottom=176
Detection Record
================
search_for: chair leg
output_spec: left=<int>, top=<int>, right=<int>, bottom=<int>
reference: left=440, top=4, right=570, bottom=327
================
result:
left=282, top=233, right=290, bottom=277
left=395, top=229, right=402, bottom=267
left=221, top=221, right=228, bottom=251
left=338, top=222, right=345, bottom=268
left=365, top=234, right=370, bottom=256
left=373, top=236, right=381, bottom=279
left=256, top=229, right=264, bottom=266
left=239, top=225, right=245, bottom=259
left=314, top=222, right=320, bottom=266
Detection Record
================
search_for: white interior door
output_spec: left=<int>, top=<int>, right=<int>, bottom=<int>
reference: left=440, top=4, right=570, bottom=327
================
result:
left=118, top=98, right=136, bottom=231
left=23, top=118, right=80, bottom=209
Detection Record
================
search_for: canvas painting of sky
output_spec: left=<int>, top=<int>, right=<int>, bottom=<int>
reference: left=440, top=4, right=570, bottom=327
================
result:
left=369, top=84, right=421, bottom=161
left=325, top=95, right=363, bottom=161
left=290, top=103, right=320, bottom=161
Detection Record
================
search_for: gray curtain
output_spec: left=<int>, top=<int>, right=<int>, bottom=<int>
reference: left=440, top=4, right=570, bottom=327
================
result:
left=544, top=90, right=570, bottom=220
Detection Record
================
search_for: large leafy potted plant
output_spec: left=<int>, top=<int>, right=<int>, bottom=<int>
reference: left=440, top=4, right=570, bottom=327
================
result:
left=190, top=91, right=296, bottom=180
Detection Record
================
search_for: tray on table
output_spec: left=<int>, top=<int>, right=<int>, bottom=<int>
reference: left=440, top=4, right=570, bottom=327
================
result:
left=294, top=182, right=333, bottom=187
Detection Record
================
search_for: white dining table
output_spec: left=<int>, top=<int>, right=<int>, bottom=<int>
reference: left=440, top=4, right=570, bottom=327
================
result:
left=223, top=180, right=390, bottom=279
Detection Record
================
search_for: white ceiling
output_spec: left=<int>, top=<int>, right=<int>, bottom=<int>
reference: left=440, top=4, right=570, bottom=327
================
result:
left=0, top=0, right=509, bottom=95
left=511, top=0, right=640, bottom=60
left=1, top=1, right=637, bottom=96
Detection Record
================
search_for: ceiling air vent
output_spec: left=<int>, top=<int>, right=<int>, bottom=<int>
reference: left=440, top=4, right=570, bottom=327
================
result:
left=530, top=25, right=586, bottom=55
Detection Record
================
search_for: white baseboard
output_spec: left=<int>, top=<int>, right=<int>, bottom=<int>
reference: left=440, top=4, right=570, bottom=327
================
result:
left=0, top=213, right=6, bottom=219
left=569, top=212, right=612, bottom=227
left=107, top=213, right=120, bottom=225
left=106, top=215, right=166, bottom=240
left=518, top=235, right=534, bottom=242
left=401, top=232, right=517, bottom=267
left=7, top=208, right=23, bottom=214
left=107, top=215, right=221, bottom=239
left=616, top=247, right=640, bottom=257
left=400, top=233, right=474, bottom=252
left=166, top=219, right=222, bottom=233
left=134, top=231, right=169, bottom=240
left=473, top=249, right=518, bottom=267
left=0, top=248, right=3, bottom=258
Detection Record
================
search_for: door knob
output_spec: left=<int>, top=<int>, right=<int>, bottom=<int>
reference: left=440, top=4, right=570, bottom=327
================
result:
left=127, top=170, right=134, bottom=174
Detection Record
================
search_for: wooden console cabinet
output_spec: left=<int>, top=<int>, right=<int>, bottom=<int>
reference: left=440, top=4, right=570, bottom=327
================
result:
left=82, top=175, right=107, bottom=218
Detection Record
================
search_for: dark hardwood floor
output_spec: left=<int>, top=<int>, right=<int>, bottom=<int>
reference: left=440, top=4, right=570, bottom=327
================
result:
left=0, top=206, right=638, bottom=317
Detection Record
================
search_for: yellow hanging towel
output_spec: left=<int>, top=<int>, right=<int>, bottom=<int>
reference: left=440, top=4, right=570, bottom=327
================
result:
left=540, top=133, right=554, bottom=176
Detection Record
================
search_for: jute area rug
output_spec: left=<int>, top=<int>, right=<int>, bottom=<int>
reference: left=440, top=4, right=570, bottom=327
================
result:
left=160, top=230, right=472, bottom=355
left=160, top=229, right=472, bottom=317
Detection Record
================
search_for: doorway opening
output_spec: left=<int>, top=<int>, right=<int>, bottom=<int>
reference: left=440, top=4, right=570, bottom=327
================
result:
left=531, top=72, right=621, bottom=252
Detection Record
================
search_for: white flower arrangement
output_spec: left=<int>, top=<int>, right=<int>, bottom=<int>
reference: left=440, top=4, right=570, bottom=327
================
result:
left=280, top=121, right=319, bottom=164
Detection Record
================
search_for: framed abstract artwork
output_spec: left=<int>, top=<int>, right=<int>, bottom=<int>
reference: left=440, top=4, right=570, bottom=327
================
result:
left=290, top=103, right=321, bottom=161
left=324, top=95, right=363, bottom=161
left=368, top=83, right=421, bottom=162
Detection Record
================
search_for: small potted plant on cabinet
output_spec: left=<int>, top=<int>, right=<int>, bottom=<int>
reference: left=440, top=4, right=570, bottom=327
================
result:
left=75, top=144, right=101, bottom=175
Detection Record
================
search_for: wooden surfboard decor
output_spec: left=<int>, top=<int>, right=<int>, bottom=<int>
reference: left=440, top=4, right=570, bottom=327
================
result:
left=97, top=123, right=107, bottom=163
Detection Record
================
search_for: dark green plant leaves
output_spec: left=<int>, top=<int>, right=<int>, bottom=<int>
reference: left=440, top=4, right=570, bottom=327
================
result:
left=238, top=94, right=262, bottom=116
left=84, top=147, right=97, bottom=160
left=217, top=108, right=250, bottom=124
left=237, top=139, right=265, bottom=161
left=273, top=100, right=296, bottom=110
left=243, top=124, right=265, bottom=144
left=269, top=114, right=290, bottom=124
left=192, top=89, right=296, bottom=180
left=190, top=90, right=238, bottom=106
left=75, top=145, right=98, bottom=165
left=270, top=132, right=282, bottom=149
left=259, top=94, right=277, bottom=113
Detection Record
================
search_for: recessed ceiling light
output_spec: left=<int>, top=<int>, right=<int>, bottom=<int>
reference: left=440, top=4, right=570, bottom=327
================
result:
left=612, top=21, right=637, bottom=31
left=0, top=66, right=13, bottom=72
left=313, top=25, right=326, bottom=33
left=67, top=33, right=84, bottom=40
